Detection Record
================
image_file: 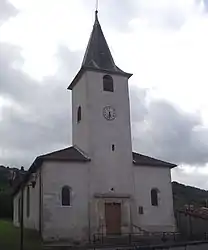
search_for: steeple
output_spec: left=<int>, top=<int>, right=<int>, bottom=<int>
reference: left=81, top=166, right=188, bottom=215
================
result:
left=82, top=11, right=129, bottom=74
left=68, top=11, right=132, bottom=90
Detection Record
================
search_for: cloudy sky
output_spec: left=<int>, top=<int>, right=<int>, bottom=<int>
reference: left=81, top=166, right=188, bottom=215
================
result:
left=1, top=0, right=208, bottom=189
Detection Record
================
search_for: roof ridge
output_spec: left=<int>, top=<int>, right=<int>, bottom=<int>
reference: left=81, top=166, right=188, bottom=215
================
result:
left=133, top=151, right=177, bottom=168
left=73, top=145, right=90, bottom=160
left=40, top=146, right=73, bottom=158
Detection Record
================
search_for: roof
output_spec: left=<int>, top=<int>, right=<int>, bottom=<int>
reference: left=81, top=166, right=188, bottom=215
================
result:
left=40, top=146, right=90, bottom=162
left=13, top=148, right=176, bottom=196
left=12, top=146, right=90, bottom=196
left=68, top=11, right=132, bottom=90
left=133, top=152, right=177, bottom=168
left=177, top=208, right=208, bottom=220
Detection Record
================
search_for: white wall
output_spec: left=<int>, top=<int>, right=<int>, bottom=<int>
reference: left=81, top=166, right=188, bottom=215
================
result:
left=72, top=71, right=132, bottom=158
left=41, top=161, right=89, bottom=242
left=72, top=72, right=89, bottom=154
left=86, top=71, right=133, bottom=194
left=23, top=169, right=40, bottom=230
left=13, top=170, right=40, bottom=231
left=72, top=71, right=135, bottom=235
left=13, top=192, right=20, bottom=227
left=133, top=166, right=176, bottom=232
left=72, top=70, right=134, bottom=194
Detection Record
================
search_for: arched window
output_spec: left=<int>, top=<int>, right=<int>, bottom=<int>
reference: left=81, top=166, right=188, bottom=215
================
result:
left=62, top=186, right=71, bottom=206
left=151, top=188, right=159, bottom=206
left=77, top=106, right=81, bottom=123
left=103, top=75, right=114, bottom=92
left=26, top=186, right=30, bottom=217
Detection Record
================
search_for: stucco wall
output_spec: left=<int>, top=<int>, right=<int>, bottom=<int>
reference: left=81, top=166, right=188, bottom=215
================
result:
left=72, top=71, right=136, bottom=236
left=13, top=192, right=20, bottom=227
left=133, top=166, right=176, bottom=232
left=85, top=71, right=133, bottom=194
left=13, top=169, right=40, bottom=230
left=72, top=71, right=132, bottom=160
left=72, top=72, right=89, bottom=154
left=41, top=161, right=89, bottom=242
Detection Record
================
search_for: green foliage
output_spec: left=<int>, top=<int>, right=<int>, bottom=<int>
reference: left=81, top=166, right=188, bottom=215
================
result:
left=0, top=220, right=42, bottom=250
left=0, top=193, right=13, bottom=219
left=0, top=166, right=13, bottom=219
left=172, top=181, right=208, bottom=209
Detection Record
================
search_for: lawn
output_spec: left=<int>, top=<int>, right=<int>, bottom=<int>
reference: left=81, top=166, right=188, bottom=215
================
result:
left=0, top=220, right=42, bottom=250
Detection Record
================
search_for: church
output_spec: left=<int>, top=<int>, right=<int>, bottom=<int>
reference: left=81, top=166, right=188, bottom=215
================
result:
left=13, top=11, right=177, bottom=243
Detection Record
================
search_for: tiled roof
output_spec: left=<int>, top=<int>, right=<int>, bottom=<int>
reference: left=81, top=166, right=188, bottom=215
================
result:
left=133, top=152, right=177, bottom=168
left=177, top=208, right=208, bottom=220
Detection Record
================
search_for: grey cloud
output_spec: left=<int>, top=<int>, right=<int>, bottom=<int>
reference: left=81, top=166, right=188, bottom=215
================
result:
left=0, top=0, right=18, bottom=23
left=172, top=167, right=208, bottom=190
left=203, top=0, right=208, bottom=10
left=81, top=0, right=137, bottom=32
left=101, top=0, right=138, bottom=31
left=0, top=44, right=81, bottom=167
left=136, top=0, right=190, bottom=30
left=56, top=46, right=82, bottom=81
left=1, top=0, right=208, bottom=172
left=129, top=86, right=148, bottom=123
left=2, top=39, right=208, bottom=169
left=131, top=94, right=208, bottom=166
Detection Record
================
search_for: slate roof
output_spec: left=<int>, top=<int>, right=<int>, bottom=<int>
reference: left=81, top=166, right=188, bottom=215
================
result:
left=68, top=11, right=132, bottom=90
left=133, top=152, right=177, bottom=168
left=40, top=146, right=90, bottom=162
left=13, top=147, right=176, bottom=196
left=12, top=146, right=90, bottom=196
left=82, top=11, right=128, bottom=74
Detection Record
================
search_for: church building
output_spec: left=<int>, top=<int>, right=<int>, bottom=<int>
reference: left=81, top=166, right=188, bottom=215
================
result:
left=13, top=11, right=177, bottom=243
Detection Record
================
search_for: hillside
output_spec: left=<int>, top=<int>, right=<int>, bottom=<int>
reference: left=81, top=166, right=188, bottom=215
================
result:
left=1, top=166, right=208, bottom=218
left=0, top=165, right=25, bottom=218
left=172, top=181, right=208, bottom=209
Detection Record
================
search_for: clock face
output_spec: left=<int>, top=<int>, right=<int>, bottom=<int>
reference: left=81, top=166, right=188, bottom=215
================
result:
left=103, top=106, right=116, bottom=121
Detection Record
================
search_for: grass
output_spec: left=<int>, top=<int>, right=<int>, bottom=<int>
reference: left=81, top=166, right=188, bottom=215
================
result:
left=0, top=220, right=42, bottom=250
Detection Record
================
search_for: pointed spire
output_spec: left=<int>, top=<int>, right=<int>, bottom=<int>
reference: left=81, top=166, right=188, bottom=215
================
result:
left=81, top=11, right=131, bottom=76
left=68, top=9, right=132, bottom=90
left=95, top=10, right=98, bottom=22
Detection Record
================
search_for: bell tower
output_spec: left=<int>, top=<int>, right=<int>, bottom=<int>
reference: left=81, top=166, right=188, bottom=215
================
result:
left=68, top=12, right=133, bottom=189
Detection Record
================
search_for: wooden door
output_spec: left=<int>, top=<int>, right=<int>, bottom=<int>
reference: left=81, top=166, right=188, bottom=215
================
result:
left=105, top=202, right=121, bottom=235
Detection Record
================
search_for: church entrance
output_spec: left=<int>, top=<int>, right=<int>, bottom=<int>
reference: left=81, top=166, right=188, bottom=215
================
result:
left=105, top=202, right=121, bottom=235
